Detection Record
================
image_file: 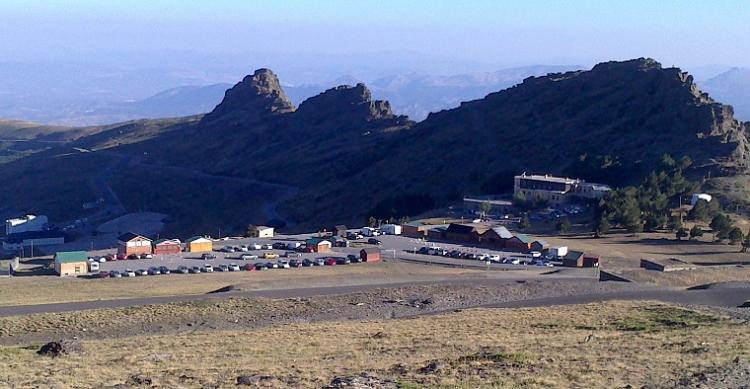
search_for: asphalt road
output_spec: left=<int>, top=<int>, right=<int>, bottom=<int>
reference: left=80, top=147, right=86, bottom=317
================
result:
left=1, top=278, right=748, bottom=318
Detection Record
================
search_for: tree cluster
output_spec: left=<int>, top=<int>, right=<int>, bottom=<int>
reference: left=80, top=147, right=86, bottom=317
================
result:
left=595, top=155, right=700, bottom=234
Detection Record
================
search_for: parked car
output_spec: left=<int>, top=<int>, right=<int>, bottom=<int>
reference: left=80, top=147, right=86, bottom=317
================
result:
left=136, top=269, right=148, bottom=276
left=116, top=254, right=127, bottom=260
left=243, top=263, right=256, bottom=271
left=97, top=256, right=107, bottom=263
left=189, top=266, right=202, bottom=274
left=272, top=242, right=287, bottom=249
left=140, top=253, right=153, bottom=259
left=240, top=254, right=258, bottom=260
left=159, top=266, right=171, bottom=274
left=350, top=255, right=363, bottom=263
left=98, top=271, right=110, bottom=278
left=250, top=243, right=262, bottom=250
left=284, top=251, right=301, bottom=258
left=147, top=267, right=160, bottom=275
left=254, top=263, right=267, bottom=271
left=124, top=269, right=136, bottom=277
left=105, top=254, right=115, bottom=261
left=203, top=264, right=214, bottom=273
left=335, top=257, right=351, bottom=265
left=301, top=258, right=313, bottom=267
left=262, top=244, right=273, bottom=250
left=229, top=263, right=241, bottom=271
left=177, top=266, right=189, bottom=274
left=286, top=242, right=302, bottom=250
left=313, top=258, right=325, bottom=266
left=223, top=246, right=235, bottom=253
left=201, top=253, right=216, bottom=260
left=367, top=238, right=381, bottom=245
left=417, top=247, right=430, bottom=255
left=89, top=262, right=100, bottom=272
left=324, top=258, right=337, bottom=266
left=127, top=254, right=139, bottom=260
left=465, top=253, right=477, bottom=260
left=110, top=270, right=122, bottom=278
left=265, top=262, right=278, bottom=269
left=300, top=246, right=314, bottom=253
left=277, top=260, right=290, bottom=269
left=263, top=252, right=279, bottom=259
left=238, top=245, right=249, bottom=252
left=530, top=251, right=542, bottom=258
left=289, top=259, right=302, bottom=268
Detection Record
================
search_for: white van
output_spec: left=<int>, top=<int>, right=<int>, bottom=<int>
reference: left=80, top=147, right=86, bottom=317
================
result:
left=89, top=262, right=100, bottom=272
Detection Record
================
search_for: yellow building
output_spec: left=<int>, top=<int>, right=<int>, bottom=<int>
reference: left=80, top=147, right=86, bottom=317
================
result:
left=54, top=251, right=89, bottom=277
left=186, top=236, right=213, bottom=252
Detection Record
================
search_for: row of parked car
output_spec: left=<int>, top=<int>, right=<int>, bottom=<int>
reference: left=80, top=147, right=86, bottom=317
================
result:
left=98, top=254, right=370, bottom=278
left=416, top=246, right=554, bottom=267
left=88, top=253, right=153, bottom=263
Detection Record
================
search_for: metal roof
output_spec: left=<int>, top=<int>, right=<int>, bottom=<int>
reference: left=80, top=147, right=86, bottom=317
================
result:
left=54, top=251, right=88, bottom=263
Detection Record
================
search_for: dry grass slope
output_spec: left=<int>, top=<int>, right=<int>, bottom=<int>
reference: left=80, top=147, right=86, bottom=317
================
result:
left=0, top=301, right=747, bottom=388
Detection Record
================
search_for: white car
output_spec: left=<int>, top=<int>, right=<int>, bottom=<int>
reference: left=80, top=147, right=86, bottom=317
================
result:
left=510, top=259, right=521, bottom=265
left=136, top=269, right=148, bottom=276
left=239, top=245, right=249, bottom=252
left=250, top=244, right=262, bottom=250
left=229, top=264, right=241, bottom=271
left=97, top=257, right=107, bottom=263
left=143, top=254, right=153, bottom=259
left=277, top=260, right=290, bottom=269
left=203, top=264, right=214, bottom=273
left=240, top=254, right=258, bottom=261
left=488, top=254, right=501, bottom=262
left=262, top=244, right=273, bottom=250
left=125, top=269, right=136, bottom=277
left=530, top=251, right=542, bottom=258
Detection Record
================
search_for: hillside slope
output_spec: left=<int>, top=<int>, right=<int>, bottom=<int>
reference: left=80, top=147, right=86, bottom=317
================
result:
left=1, top=58, right=748, bottom=235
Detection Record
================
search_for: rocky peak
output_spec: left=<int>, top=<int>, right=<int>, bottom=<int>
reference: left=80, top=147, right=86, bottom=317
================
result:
left=201, top=68, right=294, bottom=124
left=297, top=83, right=399, bottom=121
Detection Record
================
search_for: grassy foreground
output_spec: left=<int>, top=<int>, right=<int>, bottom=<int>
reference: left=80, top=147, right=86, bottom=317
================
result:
left=0, top=301, right=747, bottom=388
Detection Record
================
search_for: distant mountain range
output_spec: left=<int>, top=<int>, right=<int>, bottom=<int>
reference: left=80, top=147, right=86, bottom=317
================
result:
left=0, top=58, right=747, bottom=237
left=702, top=67, right=750, bottom=121
left=0, top=65, right=581, bottom=125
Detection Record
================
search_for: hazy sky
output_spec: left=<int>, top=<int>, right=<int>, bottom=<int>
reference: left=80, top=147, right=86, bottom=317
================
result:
left=1, top=0, right=749, bottom=73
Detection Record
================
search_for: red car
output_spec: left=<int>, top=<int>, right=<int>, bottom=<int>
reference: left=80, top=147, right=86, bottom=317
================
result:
left=116, top=254, right=127, bottom=260
left=243, top=263, right=256, bottom=271
left=105, top=254, right=115, bottom=261
left=324, top=258, right=337, bottom=266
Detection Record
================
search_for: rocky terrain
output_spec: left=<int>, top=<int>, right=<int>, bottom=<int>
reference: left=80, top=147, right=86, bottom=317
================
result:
left=0, top=58, right=749, bottom=235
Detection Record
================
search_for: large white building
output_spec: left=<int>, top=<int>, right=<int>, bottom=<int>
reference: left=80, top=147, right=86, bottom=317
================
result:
left=514, top=174, right=610, bottom=204
left=5, top=215, right=48, bottom=235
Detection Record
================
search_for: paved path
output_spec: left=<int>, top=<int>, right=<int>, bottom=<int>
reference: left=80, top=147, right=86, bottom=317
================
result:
left=0, top=278, right=748, bottom=318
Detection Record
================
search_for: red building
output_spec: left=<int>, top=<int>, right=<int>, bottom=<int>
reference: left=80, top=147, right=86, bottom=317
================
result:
left=360, top=248, right=381, bottom=262
left=153, top=239, right=181, bottom=255
left=117, top=233, right=152, bottom=256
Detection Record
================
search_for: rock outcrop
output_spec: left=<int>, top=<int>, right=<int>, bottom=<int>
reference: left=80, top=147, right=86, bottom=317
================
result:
left=201, top=68, right=294, bottom=125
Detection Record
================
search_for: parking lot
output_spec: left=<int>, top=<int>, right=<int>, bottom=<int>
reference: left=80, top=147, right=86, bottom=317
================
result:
left=80, top=229, right=589, bottom=279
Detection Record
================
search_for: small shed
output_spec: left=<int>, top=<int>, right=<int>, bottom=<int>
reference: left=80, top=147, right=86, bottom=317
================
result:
left=360, top=248, right=381, bottom=262
left=248, top=225, right=275, bottom=238
left=153, top=239, right=182, bottom=255
left=329, top=236, right=349, bottom=247
left=306, top=238, right=332, bottom=253
left=333, top=225, right=348, bottom=238
left=186, top=236, right=213, bottom=253
left=117, top=232, right=152, bottom=256
left=54, top=251, right=89, bottom=277
left=562, top=251, right=590, bottom=267
left=530, top=240, right=549, bottom=252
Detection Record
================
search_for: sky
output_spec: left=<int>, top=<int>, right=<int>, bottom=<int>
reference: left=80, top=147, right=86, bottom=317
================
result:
left=0, top=1, right=749, bottom=77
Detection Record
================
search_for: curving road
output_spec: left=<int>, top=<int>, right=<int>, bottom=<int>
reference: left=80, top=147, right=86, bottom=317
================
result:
left=0, top=278, right=748, bottom=318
